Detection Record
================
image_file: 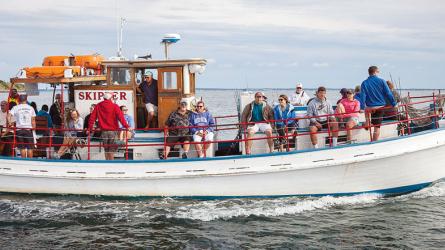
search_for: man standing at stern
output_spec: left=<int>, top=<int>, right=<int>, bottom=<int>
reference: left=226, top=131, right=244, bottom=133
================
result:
left=360, top=66, right=396, bottom=141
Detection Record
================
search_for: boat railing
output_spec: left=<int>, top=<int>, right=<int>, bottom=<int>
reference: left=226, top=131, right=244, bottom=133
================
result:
left=0, top=96, right=443, bottom=160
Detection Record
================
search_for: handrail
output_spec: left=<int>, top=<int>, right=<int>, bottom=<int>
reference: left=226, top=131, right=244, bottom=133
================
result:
left=0, top=96, right=441, bottom=160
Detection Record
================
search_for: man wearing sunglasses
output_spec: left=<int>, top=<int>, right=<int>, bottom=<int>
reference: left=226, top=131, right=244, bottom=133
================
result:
left=241, top=92, right=275, bottom=154
left=307, top=87, right=338, bottom=148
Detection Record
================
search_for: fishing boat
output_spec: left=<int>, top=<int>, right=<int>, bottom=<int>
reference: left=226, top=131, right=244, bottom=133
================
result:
left=1, top=44, right=445, bottom=198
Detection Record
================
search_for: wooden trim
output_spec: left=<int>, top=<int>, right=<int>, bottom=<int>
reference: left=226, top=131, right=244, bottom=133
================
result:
left=158, top=67, right=183, bottom=93
left=73, top=85, right=133, bottom=91
left=190, top=73, right=196, bottom=95
left=106, top=68, right=111, bottom=86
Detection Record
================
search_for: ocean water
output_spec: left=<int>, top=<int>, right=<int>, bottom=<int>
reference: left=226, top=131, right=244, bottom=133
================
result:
left=0, top=182, right=444, bottom=248
left=0, top=89, right=444, bottom=248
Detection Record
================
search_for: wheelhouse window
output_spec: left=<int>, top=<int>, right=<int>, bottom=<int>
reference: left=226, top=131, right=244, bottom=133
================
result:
left=110, top=68, right=131, bottom=85
left=163, top=72, right=177, bottom=89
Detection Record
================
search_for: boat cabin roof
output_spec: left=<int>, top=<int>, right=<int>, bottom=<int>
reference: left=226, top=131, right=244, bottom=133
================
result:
left=102, top=58, right=207, bottom=68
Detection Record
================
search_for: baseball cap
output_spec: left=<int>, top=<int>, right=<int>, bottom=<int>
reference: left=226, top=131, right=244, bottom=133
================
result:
left=296, top=83, right=303, bottom=88
left=104, top=93, right=113, bottom=100
left=340, top=88, right=348, bottom=94
left=19, top=94, right=27, bottom=102
left=317, top=86, right=326, bottom=92
left=144, top=71, right=153, bottom=77
left=255, top=91, right=267, bottom=100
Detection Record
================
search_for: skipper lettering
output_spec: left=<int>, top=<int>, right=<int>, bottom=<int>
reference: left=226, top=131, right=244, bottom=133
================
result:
left=78, top=91, right=127, bottom=101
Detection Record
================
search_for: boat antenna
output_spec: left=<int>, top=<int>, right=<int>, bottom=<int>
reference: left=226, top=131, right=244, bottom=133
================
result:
left=117, top=17, right=126, bottom=57
left=161, top=34, right=181, bottom=59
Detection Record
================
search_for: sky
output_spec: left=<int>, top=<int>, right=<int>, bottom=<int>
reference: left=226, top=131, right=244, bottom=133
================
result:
left=0, top=0, right=444, bottom=89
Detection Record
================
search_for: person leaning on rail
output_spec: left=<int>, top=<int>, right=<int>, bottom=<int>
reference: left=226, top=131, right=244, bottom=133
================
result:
left=241, top=91, right=275, bottom=154
left=359, top=66, right=396, bottom=141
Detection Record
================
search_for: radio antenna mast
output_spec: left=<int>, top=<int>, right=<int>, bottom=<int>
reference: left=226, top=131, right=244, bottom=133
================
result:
left=117, top=17, right=126, bottom=57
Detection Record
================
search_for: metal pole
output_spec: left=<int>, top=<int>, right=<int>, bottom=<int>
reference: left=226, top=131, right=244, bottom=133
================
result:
left=87, top=129, right=91, bottom=160
left=164, top=43, right=169, bottom=59
left=327, top=117, right=332, bottom=147
left=125, top=128, right=129, bottom=160
left=433, top=92, right=438, bottom=129
left=406, top=92, right=412, bottom=135
left=163, top=127, right=168, bottom=159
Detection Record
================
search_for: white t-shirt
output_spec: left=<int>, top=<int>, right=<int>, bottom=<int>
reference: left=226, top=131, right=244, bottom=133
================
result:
left=290, top=91, right=310, bottom=106
left=0, top=110, right=7, bottom=127
left=9, top=104, right=36, bottom=129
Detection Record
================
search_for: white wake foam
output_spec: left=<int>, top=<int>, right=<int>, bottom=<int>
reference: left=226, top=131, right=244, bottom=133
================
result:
left=170, top=193, right=382, bottom=222
left=398, top=181, right=445, bottom=200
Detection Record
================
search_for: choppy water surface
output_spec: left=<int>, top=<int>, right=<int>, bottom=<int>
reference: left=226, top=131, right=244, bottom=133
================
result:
left=0, top=181, right=445, bottom=248
left=1, top=89, right=445, bottom=248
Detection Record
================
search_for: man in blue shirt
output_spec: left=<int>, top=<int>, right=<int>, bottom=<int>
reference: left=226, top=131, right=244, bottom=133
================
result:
left=36, top=104, right=53, bottom=135
left=360, top=66, right=396, bottom=141
left=137, top=71, right=158, bottom=128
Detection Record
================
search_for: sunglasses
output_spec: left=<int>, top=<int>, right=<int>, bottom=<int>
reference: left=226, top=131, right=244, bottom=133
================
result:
left=255, top=96, right=263, bottom=98
left=278, top=98, right=285, bottom=101
left=197, top=105, right=204, bottom=108
left=296, top=87, right=302, bottom=89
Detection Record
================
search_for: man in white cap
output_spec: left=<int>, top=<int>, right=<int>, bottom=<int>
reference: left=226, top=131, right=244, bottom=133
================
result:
left=137, top=71, right=158, bottom=128
left=88, top=92, right=129, bottom=160
left=290, top=83, right=310, bottom=106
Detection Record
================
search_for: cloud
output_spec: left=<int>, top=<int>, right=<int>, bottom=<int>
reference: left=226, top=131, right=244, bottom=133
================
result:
left=286, top=62, right=299, bottom=68
left=312, top=62, right=329, bottom=68
left=0, top=0, right=444, bottom=88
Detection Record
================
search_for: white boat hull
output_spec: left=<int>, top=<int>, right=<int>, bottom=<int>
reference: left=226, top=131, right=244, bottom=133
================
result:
left=1, top=129, right=445, bottom=197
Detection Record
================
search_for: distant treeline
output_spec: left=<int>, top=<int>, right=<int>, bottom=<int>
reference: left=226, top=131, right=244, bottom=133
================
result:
left=0, top=80, right=24, bottom=91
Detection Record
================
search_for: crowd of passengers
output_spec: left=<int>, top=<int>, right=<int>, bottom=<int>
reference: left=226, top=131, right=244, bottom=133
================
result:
left=240, top=65, right=399, bottom=154
left=0, top=65, right=399, bottom=160
left=161, top=65, right=399, bottom=157
left=0, top=91, right=135, bottom=160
